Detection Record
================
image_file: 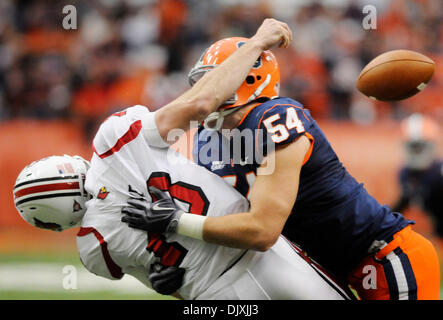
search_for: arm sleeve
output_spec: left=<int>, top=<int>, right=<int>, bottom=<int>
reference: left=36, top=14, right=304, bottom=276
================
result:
left=255, top=104, right=312, bottom=158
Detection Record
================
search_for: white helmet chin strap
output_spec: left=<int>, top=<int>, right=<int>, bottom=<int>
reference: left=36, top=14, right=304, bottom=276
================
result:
left=203, top=107, right=241, bottom=131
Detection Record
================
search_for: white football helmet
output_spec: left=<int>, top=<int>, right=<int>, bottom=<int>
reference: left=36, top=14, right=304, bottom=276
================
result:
left=13, top=155, right=91, bottom=231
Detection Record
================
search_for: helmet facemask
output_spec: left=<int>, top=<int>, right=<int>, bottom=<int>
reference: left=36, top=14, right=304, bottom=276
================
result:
left=188, top=37, right=280, bottom=131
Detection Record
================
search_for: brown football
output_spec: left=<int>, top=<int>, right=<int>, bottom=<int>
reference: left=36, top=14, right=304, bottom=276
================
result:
left=356, top=50, right=435, bottom=101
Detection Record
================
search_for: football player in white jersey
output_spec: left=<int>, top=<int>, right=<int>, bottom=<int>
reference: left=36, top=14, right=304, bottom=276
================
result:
left=13, top=19, right=353, bottom=300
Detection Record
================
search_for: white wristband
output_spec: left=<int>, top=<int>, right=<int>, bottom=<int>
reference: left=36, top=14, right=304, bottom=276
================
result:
left=177, top=213, right=207, bottom=240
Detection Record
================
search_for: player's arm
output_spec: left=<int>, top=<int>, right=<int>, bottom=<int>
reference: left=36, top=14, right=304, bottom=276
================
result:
left=202, top=135, right=310, bottom=250
left=149, top=19, right=292, bottom=144
left=122, top=135, right=310, bottom=251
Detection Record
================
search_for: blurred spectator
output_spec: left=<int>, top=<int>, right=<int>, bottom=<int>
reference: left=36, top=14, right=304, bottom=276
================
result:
left=392, top=113, right=443, bottom=247
left=0, top=0, right=441, bottom=139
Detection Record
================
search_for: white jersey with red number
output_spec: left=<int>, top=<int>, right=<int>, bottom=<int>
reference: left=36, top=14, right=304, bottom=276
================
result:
left=76, top=105, right=353, bottom=300
left=76, top=105, right=248, bottom=299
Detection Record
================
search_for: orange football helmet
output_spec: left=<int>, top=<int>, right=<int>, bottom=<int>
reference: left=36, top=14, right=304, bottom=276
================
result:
left=188, top=36, right=280, bottom=111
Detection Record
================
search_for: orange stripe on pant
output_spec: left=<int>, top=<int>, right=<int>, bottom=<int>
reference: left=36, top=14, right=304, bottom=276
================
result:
left=347, top=226, right=440, bottom=300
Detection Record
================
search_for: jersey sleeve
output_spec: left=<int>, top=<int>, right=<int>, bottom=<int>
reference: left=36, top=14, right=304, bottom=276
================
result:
left=77, top=227, right=124, bottom=280
left=76, top=214, right=155, bottom=289
left=88, top=105, right=170, bottom=198
left=254, top=102, right=313, bottom=158
left=92, top=105, right=168, bottom=159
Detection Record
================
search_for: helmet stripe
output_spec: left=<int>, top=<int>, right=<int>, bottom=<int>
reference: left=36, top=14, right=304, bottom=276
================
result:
left=15, top=192, right=82, bottom=207
left=14, top=175, right=79, bottom=190
left=14, top=182, right=80, bottom=199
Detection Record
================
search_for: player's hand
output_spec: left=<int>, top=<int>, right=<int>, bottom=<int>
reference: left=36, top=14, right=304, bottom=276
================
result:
left=149, top=262, right=186, bottom=295
left=250, top=18, right=292, bottom=50
left=121, top=187, right=184, bottom=234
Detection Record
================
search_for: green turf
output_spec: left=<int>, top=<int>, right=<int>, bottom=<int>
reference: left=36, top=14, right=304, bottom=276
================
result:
left=0, top=252, right=81, bottom=265
left=0, top=290, right=175, bottom=300
left=1, top=252, right=442, bottom=300
left=0, top=252, right=176, bottom=300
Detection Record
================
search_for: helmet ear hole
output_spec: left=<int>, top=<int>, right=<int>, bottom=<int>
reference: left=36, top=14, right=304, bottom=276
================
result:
left=246, top=75, right=255, bottom=85
left=190, top=37, right=280, bottom=109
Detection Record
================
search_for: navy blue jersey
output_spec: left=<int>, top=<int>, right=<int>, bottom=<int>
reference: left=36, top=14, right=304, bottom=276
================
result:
left=393, top=160, right=443, bottom=237
left=194, top=97, right=413, bottom=277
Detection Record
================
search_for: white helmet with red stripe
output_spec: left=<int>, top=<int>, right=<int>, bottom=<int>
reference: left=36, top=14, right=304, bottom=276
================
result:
left=13, top=155, right=91, bottom=231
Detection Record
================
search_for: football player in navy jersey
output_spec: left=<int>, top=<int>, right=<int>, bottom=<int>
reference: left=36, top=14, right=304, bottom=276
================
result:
left=393, top=113, right=443, bottom=248
left=122, top=35, right=440, bottom=299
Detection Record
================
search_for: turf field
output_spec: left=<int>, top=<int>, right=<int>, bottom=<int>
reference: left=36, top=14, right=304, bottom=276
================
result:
left=0, top=251, right=442, bottom=300
left=0, top=252, right=176, bottom=300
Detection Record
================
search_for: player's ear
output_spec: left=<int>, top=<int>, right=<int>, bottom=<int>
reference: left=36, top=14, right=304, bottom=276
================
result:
left=148, top=186, right=171, bottom=201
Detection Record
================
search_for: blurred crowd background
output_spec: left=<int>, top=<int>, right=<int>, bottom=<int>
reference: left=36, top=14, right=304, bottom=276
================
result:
left=0, top=0, right=442, bottom=138
left=0, top=0, right=442, bottom=255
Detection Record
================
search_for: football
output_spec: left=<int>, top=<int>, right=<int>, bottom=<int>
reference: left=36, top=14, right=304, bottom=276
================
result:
left=356, top=50, right=435, bottom=101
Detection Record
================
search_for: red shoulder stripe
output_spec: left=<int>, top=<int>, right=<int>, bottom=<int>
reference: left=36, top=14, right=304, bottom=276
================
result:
left=94, top=120, right=142, bottom=159
left=77, top=227, right=124, bottom=279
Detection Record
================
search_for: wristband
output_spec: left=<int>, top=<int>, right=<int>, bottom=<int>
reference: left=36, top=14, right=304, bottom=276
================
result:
left=177, top=213, right=207, bottom=240
left=141, top=111, right=170, bottom=148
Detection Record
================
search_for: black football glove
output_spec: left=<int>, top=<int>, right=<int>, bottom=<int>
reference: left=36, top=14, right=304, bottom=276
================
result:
left=149, top=262, right=186, bottom=295
left=121, top=186, right=184, bottom=234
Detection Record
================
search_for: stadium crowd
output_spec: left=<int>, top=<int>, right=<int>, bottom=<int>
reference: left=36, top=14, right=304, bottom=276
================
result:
left=0, top=0, right=441, bottom=138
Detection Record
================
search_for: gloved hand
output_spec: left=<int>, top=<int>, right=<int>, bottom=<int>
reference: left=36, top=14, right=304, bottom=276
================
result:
left=149, top=262, right=186, bottom=295
left=121, top=186, right=184, bottom=234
